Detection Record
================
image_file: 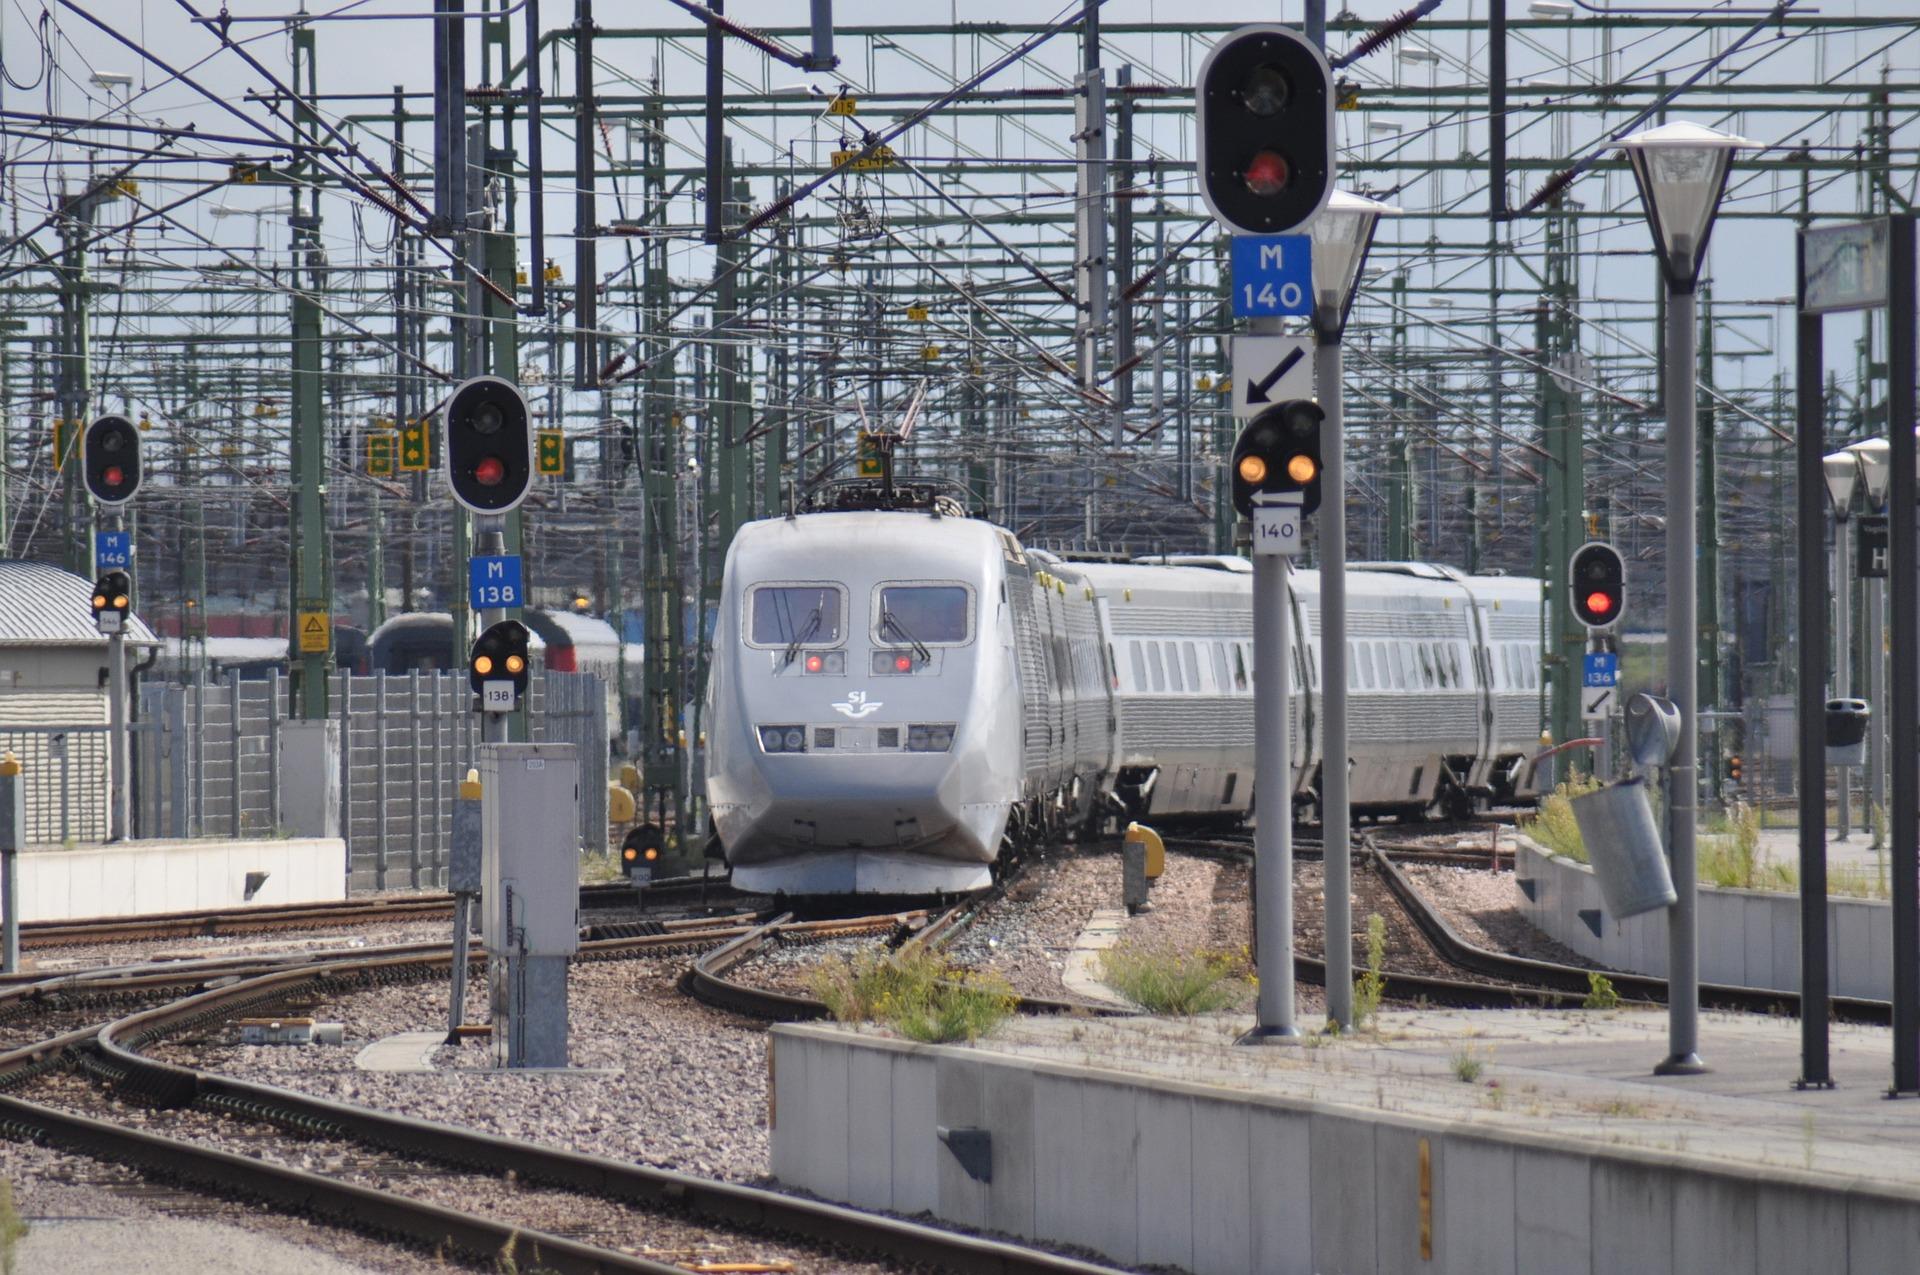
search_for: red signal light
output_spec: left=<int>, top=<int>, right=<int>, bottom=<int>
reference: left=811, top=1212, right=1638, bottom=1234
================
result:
left=804, top=654, right=823, bottom=673
left=474, top=456, right=506, bottom=486
left=103, top=466, right=125, bottom=488
left=1243, top=150, right=1290, bottom=197
left=1585, top=591, right=1615, bottom=617
left=894, top=655, right=913, bottom=672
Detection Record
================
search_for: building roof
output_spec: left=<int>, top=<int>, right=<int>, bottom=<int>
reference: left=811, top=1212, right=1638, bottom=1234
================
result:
left=0, top=561, right=159, bottom=646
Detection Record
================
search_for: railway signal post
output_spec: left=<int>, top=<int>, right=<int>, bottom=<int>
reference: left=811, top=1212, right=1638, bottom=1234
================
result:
left=1231, top=400, right=1324, bottom=1043
left=84, top=415, right=140, bottom=842
left=1201, top=22, right=1334, bottom=1044
left=446, top=374, right=534, bottom=744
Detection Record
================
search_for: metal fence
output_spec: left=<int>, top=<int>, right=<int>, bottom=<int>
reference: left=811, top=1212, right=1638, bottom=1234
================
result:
left=139, top=670, right=608, bottom=891
left=1, top=722, right=163, bottom=845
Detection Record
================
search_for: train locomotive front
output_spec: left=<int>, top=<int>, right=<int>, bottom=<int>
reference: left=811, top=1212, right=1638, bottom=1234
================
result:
left=704, top=511, right=1025, bottom=894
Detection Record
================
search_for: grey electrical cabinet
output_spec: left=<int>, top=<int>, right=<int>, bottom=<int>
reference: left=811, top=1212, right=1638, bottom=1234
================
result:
left=479, top=743, right=581, bottom=958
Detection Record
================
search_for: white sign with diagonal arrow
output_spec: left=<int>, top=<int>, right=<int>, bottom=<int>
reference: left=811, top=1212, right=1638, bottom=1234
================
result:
left=1231, top=334, right=1315, bottom=419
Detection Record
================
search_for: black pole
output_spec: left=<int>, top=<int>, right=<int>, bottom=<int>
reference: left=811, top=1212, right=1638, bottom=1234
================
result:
left=1794, top=229, right=1830, bottom=1087
left=704, top=0, right=724, bottom=244
left=1488, top=0, right=1506, bottom=222
left=523, top=0, right=546, bottom=317
left=1888, top=213, right=1918, bottom=1095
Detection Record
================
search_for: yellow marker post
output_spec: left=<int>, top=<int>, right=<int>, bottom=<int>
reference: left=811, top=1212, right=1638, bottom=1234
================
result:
left=1125, top=822, right=1166, bottom=880
left=0, top=750, right=20, bottom=971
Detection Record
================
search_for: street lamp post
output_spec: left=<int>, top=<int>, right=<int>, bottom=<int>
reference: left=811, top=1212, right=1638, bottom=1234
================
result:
left=1619, top=120, right=1757, bottom=1076
left=1824, top=453, right=1862, bottom=840
left=1309, top=190, right=1398, bottom=1030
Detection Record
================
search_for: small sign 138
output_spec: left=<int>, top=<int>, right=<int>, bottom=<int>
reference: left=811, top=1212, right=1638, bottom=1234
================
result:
left=481, top=681, right=516, bottom=713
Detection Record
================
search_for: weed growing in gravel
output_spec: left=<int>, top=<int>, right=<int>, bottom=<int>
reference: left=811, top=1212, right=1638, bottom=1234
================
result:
left=1351, top=914, right=1387, bottom=1031
left=889, top=968, right=1019, bottom=1044
left=1522, top=775, right=1602, bottom=862
left=1449, top=1047, right=1485, bottom=1084
left=0, top=1181, right=24, bottom=1275
left=810, top=949, right=1016, bottom=1043
left=1583, top=971, right=1620, bottom=1011
left=1097, top=943, right=1248, bottom=1015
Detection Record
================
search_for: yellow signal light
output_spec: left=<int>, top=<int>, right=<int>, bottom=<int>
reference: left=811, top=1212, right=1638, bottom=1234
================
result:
left=473, top=654, right=495, bottom=675
left=92, top=594, right=107, bottom=609
left=504, top=654, right=526, bottom=674
left=1237, top=455, right=1268, bottom=485
left=622, top=845, right=638, bottom=861
left=644, top=847, right=659, bottom=861
left=112, top=595, right=129, bottom=609
left=1285, top=454, right=1318, bottom=484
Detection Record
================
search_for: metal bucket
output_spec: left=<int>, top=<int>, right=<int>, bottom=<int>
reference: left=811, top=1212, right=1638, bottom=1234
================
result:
left=1569, top=776, right=1677, bottom=920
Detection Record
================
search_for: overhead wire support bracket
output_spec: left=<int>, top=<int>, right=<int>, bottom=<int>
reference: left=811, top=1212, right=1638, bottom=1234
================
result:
left=662, top=0, right=837, bottom=72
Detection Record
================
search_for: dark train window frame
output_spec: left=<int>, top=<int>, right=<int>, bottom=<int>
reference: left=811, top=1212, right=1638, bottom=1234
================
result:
left=745, top=582, right=847, bottom=649
left=869, top=580, right=976, bottom=647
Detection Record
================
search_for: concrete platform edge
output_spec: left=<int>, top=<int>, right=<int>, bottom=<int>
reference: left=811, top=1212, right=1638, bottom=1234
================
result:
left=769, top=1022, right=1920, bottom=1275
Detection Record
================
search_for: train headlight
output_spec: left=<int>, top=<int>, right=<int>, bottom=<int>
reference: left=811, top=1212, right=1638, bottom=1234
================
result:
left=905, top=724, right=955, bottom=752
left=805, top=654, right=823, bottom=673
left=759, top=725, right=807, bottom=753
left=800, top=651, right=844, bottom=675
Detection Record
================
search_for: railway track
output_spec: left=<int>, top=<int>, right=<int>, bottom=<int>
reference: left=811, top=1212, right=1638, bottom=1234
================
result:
left=679, top=881, right=1129, bottom=1023
left=0, top=943, right=1122, bottom=1274
left=16, top=874, right=746, bottom=953
left=1175, top=825, right=1895, bottom=1020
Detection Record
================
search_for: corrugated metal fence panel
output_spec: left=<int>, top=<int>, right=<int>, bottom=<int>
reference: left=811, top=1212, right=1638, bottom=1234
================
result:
left=145, top=671, right=607, bottom=894
left=534, top=670, right=609, bottom=855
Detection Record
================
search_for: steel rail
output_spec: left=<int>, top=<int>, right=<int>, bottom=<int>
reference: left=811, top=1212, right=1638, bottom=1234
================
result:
left=16, top=874, right=745, bottom=950
left=43, top=955, right=1123, bottom=1275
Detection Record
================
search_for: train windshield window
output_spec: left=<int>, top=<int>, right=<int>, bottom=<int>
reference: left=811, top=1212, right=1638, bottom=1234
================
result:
left=876, top=585, right=971, bottom=643
left=749, top=585, right=843, bottom=646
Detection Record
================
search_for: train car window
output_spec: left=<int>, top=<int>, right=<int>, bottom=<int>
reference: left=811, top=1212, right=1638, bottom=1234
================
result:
left=747, top=584, right=844, bottom=647
left=1418, top=644, right=1436, bottom=689
left=875, top=584, right=972, bottom=644
left=1358, top=643, right=1374, bottom=689
left=1393, top=643, right=1409, bottom=690
left=1164, top=642, right=1184, bottom=692
left=1212, top=643, right=1230, bottom=695
left=1184, top=642, right=1201, bottom=692
left=1147, top=642, right=1166, bottom=693
left=1130, top=642, right=1147, bottom=692
left=1233, top=644, right=1249, bottom=693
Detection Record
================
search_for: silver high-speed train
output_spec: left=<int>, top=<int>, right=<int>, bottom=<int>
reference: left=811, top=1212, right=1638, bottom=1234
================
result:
left=703, top=503, right=1547, bottom=895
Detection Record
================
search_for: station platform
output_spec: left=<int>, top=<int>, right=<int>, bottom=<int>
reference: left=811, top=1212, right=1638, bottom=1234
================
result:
left=770, top=1006, right=1920, bottom=1275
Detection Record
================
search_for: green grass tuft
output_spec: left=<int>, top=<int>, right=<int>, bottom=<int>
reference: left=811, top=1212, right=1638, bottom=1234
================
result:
left=811, top=948, right=1016, bottom=1044
left=1098, top=943, right=1249, bottom=1016
left=1583, top=971, right=1620, bottom=1011
left=1352, top=913, right=1387, bottom=1031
